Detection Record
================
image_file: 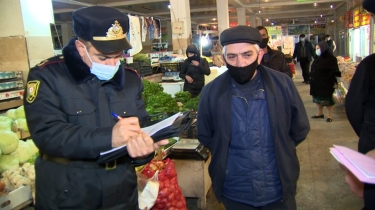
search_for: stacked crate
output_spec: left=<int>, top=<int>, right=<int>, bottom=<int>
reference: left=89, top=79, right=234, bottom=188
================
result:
left=0, top=71, right=24, bottom=111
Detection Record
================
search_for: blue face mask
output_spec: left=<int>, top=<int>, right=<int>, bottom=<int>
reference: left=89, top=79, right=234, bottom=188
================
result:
left=300, top=38, right=305, bottom=42
left=83, top=45, right=120, bottom=81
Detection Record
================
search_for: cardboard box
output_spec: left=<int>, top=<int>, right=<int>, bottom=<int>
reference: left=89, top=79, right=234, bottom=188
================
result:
left=0, top=185, right=32, bottom=210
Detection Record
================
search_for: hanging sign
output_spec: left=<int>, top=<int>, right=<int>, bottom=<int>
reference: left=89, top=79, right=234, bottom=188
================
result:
left=353, top=8, right=361, bottom=28
left=361, top=14, right=370, bottom=26
left=265, top=26, right=282, bottom=35
left=345, top=11, right=353, bottom=28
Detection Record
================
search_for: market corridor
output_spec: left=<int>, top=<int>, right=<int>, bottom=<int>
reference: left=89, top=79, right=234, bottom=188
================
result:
left=186, top=66, right=364, bottom=210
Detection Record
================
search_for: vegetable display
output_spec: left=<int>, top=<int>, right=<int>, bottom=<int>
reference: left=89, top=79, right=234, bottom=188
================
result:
left=142, top=158, right=187, bottom=210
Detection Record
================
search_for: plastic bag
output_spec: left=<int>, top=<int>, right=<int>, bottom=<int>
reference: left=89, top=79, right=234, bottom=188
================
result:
left=333, top=82, right=347, bottom=104
left=142, top=158, right=187, bottom=210
left=138, top=171, right=160, bottom=210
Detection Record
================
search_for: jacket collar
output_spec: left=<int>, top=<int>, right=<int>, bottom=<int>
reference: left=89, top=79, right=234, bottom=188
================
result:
left=62, top=38, right=124, bottom=90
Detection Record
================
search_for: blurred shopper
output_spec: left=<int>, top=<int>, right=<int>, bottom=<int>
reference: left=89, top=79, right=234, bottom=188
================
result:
left=293, top=34, right=316, bottom=84
left=179, top=44, right=211, bottom=98
left=325, top=34, right=336, bottom=54
left=309, top=41, right=341, bottom=122
left=256, top=26, right=292, bottom=78
left=344, top=1, right=375, bottom=208
left=197, top=26, right=309, bottom=210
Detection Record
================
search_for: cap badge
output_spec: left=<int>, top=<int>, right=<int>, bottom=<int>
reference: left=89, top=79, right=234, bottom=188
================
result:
left=93, top=20, right=126, bottom=41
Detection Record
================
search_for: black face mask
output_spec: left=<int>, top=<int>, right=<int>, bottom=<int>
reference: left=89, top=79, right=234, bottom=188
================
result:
left=226, top=58, right=259, bottom=84
left=187, top=53, right=199, bottom=62
left=259, top=37, right=269, bottom=48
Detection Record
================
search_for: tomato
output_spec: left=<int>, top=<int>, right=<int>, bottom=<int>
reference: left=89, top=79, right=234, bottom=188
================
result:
left=167, top=192, right=175, bottom=202
left=175, top=201, right=184, bottom=208
left=164, top=179, right=170, bottom=188
left=158, top=173, right=167, bottom=181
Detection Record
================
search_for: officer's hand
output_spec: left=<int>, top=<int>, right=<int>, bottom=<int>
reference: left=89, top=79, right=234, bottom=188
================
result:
left=112, top=117, right=141, bottom=148
left=185, top=75, right=193, bottom=83
left=191, top=60, right=199, bottom=66
left=126, top=132, right=169, bottom=158
left=340, top=164, right=364, bottom=198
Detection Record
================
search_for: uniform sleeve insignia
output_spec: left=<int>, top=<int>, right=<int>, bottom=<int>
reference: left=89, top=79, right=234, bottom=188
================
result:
left=37, top=59, right=49, bottom=67
left=26, top=80, right=40, bottom=103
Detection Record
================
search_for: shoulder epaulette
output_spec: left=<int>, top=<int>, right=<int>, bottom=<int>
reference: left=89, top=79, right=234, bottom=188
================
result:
left=34, top=55, right=65, bottom=70
left=124, top=67, right=140, bottom=78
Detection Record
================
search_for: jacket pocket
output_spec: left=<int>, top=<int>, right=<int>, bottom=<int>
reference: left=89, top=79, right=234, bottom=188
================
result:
left=111, top=100, right=137, bottom=118
left=61, top=98, right=96, bottom=125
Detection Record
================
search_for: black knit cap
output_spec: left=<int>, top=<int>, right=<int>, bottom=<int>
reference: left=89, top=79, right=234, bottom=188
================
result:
left=220, top=26, right=262, bottom=46
left=72, top=6, right=132, bottom=53
left=363, top=0, right=375, bottom=14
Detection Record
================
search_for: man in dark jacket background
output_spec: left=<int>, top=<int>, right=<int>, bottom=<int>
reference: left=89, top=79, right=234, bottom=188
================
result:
left=325, top=34, right=336, bottom=54
left=179, top=44, right=211, bottom=98
left=293, top=34, right=316, bottom=84
left=197, top=26, right=309, bottom=209
left=256, top=26, right=293, bottom=78
left=24, top=6, right=168, bottom=209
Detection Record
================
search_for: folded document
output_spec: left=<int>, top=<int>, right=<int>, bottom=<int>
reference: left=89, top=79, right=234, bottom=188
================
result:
left=330, top=145, right=375, bottom=184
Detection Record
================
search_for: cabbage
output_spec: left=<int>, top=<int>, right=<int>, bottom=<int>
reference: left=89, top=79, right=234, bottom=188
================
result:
left=0, top=130, right=19, bottom=154
left=0, top=155, right=19, bottom=173
left=14, top=118, right=29, bottom=132
left=6, top=109, right=17, bottom=120
left=10, top=140, right=33, bottom=163
left=25, top=139, right=38, bottom=155
left=15, top=105, right=26, bottom=119
left=0, top=116, right=12, bottom=131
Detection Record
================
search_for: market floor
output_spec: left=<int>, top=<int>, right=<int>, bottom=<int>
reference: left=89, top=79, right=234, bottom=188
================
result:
left=185, top=65, right=364, bottom=210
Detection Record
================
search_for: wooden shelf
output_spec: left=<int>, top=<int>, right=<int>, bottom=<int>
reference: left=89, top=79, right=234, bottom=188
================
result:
left=0, top=98, right=23, bottom=111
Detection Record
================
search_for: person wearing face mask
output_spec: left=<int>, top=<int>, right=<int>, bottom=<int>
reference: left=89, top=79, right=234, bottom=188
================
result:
left=179, top=44, right=211, bottom=98
left=197, top=26, right=310, bottom=210
left=309, top=41, right=341, bottom=122
left=292, top=34, right=317, bottom=84
left=325, top=34, right=336, bottom=54
left=23, top=6, right=168, bottom=209
left=256, top=26, right=292, bottom=78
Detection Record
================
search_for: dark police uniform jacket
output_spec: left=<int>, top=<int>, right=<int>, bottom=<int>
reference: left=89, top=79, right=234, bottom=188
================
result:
left=24, top=38, right=152, bottom=210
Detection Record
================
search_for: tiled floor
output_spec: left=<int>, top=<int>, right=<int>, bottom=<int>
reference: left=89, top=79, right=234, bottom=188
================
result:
left=186, top=66, right=364, bottom=209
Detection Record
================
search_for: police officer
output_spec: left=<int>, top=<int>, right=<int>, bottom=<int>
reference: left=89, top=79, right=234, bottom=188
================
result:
left=24, top=6, right=168, bottom=209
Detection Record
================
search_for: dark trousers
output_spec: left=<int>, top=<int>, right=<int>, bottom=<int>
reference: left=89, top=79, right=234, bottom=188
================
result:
left=299, top=57, right=311, bottom=82
left=222, top=197, right=296, bottom=210
left=363, top=184, right=375, bottom=209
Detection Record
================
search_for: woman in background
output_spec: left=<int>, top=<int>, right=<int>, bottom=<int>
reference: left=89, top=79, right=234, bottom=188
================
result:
left=179, top=44, right=210, bottom=98
left=309, top=41, right=341, bottom=122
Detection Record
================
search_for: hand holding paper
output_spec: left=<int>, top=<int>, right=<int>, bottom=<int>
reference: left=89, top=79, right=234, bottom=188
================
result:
left=330, top=145, right=375, bottom=184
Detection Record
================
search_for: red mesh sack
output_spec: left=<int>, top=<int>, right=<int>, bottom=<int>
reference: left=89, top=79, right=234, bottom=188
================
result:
left=142, top=158, right=187, bottom=210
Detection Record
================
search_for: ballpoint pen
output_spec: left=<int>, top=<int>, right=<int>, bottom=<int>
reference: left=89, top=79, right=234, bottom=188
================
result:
left=111, top=112, right=122, bottom=120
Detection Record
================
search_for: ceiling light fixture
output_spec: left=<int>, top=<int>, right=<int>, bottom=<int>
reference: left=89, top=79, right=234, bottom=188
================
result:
left=330, top=0, right=333, bottom=9
left=168, top=4, right=171, bottom=9
left=314, top=2, right=317, bottom=7
left=258, top=0, right=262, bottom=13
left=266, top=18, right=269, bottom=22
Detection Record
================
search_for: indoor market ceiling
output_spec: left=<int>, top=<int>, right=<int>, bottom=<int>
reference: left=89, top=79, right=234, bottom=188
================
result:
left=52, top=0, right=347, bottom=27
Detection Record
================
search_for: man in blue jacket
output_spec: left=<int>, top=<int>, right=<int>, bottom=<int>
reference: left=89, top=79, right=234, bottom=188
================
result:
left=292, top=34, right=316, bottom=84
left=197, top=26, right=310, bottom=209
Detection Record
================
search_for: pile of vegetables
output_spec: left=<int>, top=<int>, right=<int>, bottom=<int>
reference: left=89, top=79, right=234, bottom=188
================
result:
left=142, top=80, right=200, bottom=116
left=141, top=158, right=187, bottom=210
left=0, top=162, right=36, bottom=201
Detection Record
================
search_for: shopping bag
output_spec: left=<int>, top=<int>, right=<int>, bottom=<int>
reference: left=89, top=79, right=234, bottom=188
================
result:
left=333, top=82, right=347, bottom=104
left=138, top=171, right=160, bottom=210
